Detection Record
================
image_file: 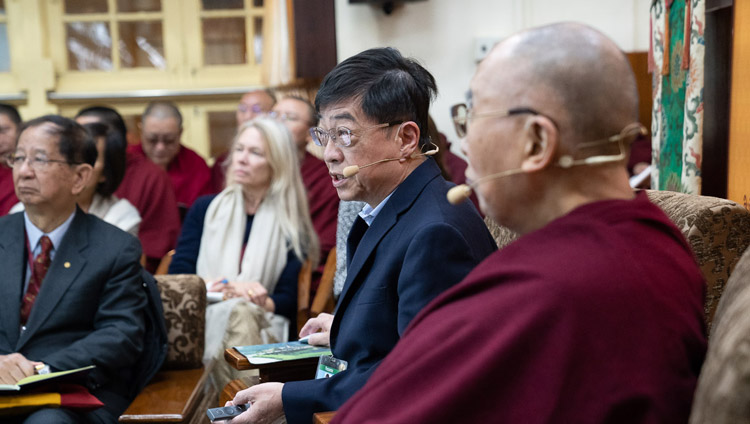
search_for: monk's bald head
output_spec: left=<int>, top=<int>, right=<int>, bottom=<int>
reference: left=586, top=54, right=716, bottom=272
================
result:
left=142, top=101, right=183, bottom=128
left=475, top=23, right=638, bottom=146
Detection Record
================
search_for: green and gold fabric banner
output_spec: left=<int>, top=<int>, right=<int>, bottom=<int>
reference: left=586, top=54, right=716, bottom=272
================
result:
left=649, top=0, right=705, bottom=194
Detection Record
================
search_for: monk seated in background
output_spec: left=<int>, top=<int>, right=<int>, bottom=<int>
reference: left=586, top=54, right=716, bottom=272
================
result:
left=334, top=22, right=707, bottom=424
left=75, top=106, right=180, bottom=272
left=270, top=95, right=340, bottom=290
left=0, top=103, right=21, bottom=216
left=132, top=101, right=212, bottom=219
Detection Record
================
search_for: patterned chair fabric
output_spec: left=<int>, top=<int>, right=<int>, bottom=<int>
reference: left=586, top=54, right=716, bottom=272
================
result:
left=646, top=190, right=750, bottom=330
left=483, top=190, right=750, bottom=331
left=154, top=274, right=207, bottom=370
left=689, top=246, right=750, bottom=423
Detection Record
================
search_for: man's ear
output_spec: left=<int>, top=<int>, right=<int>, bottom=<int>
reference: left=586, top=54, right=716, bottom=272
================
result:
left=71, top=164, right=93, bottom=197
left=396, top=122, right=420, bottom=161
left=520, top=117, right=558, bottom=172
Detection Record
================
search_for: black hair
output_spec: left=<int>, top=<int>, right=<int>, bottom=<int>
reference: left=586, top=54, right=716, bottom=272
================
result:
left=284, top=95, right=317, bottom=126
left=19, top=115, right=97, bottom=166
left=75, top=105, right=128, bottom=139
left=315, top=47, right=437, bottom=147
left=143, top=101, right=183, bottom=128
left=82, top=122, right=127, bottom=197
left=0, top=103, right=21, bottom=126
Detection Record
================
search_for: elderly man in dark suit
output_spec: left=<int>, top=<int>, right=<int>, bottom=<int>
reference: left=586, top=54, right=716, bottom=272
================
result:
left=224, top=47, right=497, bottom=424
left=0, top=115, right=149, bottom=423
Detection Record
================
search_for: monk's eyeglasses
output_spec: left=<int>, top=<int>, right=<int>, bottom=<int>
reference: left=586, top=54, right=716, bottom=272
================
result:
left=451, top=103, right=557, bottom=138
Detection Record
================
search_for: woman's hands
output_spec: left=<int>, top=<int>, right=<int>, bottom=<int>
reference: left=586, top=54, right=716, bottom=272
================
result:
left=208, top=279, right=275, bottom=312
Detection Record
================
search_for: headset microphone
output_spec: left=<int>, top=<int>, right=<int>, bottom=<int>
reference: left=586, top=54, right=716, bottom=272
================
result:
left=446, top=149, right=628, bottom=205
left=447, top=122, right=647, bottom=205
left=342, top=144, right=440, bottom=178
left=446, top=168, right=525, bottom=205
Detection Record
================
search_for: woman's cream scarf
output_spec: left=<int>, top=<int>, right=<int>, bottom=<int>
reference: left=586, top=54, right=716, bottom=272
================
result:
left=198, top=184, right=291, bottom=367
left=196, top=184, right=287, bottom=291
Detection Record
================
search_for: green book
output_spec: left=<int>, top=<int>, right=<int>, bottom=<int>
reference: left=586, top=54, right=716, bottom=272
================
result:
left=234, top=342, right=331, bottom=364
left=0, top=365, right=95, bottom=392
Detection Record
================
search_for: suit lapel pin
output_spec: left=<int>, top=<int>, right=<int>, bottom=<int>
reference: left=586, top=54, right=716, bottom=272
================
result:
left=64, top=262, right=71, bottom=268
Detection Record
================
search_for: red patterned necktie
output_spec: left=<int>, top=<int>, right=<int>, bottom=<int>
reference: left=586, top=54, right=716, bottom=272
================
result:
left=20, top=235, right=53, bottom=325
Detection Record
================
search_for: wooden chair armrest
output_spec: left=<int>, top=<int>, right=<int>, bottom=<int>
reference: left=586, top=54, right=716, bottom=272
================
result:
left=221, top=378, right=337, bottom=424
left=297, top=259, right=313, bottom=332
left=154, top=250, right=175, bottom=276
left=119, top=365, right=216, bottom=423
left=220, top=376, right=260, bottom=407
left=311, top=248, right=337, bottom=317
left=224, top=348, right=318, bottom=383
left=313, top=411, right=337, bottom=424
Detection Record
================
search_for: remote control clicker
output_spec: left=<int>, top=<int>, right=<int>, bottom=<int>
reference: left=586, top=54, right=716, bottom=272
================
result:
left=206, top=403, right=251, bottom=421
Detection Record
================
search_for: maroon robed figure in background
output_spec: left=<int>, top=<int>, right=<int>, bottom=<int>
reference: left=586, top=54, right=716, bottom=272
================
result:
left=300, top=151, right=338, bottom=284
left=130, top=144, right=211, bottom=213
left=115, top=150, right=181, bottom=267
left=270, top=96, right=340, bottom=290
left=0, top=166, right=17, bottom=215
left=0, top=104, right=20, bottom=216
left=135, top=102, right=212, bottom=218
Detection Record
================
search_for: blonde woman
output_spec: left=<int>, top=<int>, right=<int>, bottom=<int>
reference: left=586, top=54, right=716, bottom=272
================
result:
left=169, top=118, right=319, bottom=382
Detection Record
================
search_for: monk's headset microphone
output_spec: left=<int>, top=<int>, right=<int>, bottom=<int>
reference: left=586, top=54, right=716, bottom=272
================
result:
left=341, top=123, right=440, bottom=178
left=446, top=122, right=648, bottom=205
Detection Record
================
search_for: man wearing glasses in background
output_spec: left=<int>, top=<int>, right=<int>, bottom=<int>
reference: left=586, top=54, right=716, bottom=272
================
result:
left=0, top=115, right=149, bottom=423
left=333, top=23, right=707, bottom=423
left=270, top=95, right=339, bottom=293
left=211, top=89, right=278, bottom=192
left=134, top=101, right=212, bottom=218
left=222, top=47, right=496, bottom=424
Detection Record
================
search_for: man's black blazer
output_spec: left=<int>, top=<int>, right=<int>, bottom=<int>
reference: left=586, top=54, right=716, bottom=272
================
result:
left=0, top=210, right=150, bottom=421
left=282, top=159, right=497, bottom=423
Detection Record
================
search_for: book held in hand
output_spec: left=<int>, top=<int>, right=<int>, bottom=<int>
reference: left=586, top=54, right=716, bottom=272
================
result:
left=234, top=342, right=331, bottom=364
left=0, top=365, right=95, bottom=392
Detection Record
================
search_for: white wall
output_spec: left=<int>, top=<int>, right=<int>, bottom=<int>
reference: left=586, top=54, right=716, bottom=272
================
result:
left=334, top=0, right=652, bottom=147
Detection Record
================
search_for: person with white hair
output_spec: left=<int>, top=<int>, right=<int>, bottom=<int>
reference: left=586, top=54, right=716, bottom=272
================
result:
left=169, top=117, right=319, bottom=387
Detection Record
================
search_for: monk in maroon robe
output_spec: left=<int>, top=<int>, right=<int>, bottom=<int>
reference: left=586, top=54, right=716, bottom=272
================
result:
left=0, top=104, right=20, bottom=216
left=135, top=101, right=212, bottom=214
left=115, top=151, right=181, bottom=267
left=0, top=166, right=16, bottom=215
left=76, top=106, right=181, bottom=271
left=272, top=96, right=339, bottom=289
left=335, top=23, right=706, bottom=424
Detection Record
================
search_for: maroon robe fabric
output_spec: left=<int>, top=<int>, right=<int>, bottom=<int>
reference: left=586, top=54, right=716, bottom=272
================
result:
left=209, top=151, right=229, bottom=194
left=300, top=152, right=339, bottom=286
left=628, top=134, right=653, bottom=175
left=0, top=165, right=17, bottom=216
left=115, top=151, right=181, bottom=265
left=334, top=192, right=706, bottom=424
left=440, top=135, right=481, bottom=214
left=129, top=144, right=212, bottom=211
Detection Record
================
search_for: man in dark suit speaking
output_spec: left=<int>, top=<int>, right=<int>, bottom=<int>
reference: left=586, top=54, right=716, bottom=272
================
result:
left=0, top=115, right=148, bottom=423
left=223, top=47, right=497, bottom=424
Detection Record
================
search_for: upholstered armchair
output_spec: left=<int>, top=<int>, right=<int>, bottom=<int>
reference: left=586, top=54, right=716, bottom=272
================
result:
left=689, top=245, right=750, bottom=423
left=485, top=189, right=750, bottom=331
left=120, top=274, right=217, bottom=424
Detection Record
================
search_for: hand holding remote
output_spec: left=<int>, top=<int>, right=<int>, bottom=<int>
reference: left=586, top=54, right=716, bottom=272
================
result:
left=206, top=403, right=251, bottom=421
